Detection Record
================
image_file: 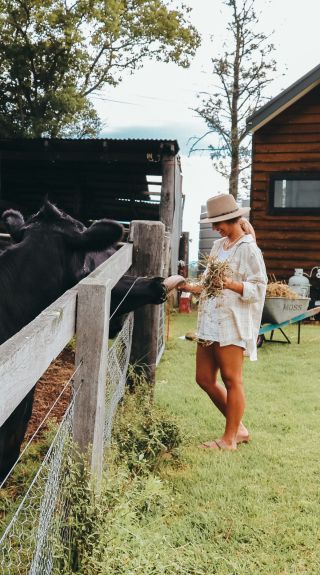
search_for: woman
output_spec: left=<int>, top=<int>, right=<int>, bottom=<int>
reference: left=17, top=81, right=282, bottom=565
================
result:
left=180, top=194, right=267, bottom=451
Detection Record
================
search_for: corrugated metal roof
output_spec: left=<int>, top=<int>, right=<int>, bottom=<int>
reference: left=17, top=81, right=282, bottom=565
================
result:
left=246, top=63, right=320, bottom=133
left=0, top=137, right=180, bottom=154
left=0, top=137, right=181, bottom=224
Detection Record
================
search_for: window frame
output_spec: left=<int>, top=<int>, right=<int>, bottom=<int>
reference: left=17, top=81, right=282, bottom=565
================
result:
left=268, top=172, right=320, bottom=215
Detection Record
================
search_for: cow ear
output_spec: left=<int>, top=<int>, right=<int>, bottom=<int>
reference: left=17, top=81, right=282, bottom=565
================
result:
left=67, top=219, right=124, bottom=250
left=40, top=199, right=64, bottom=221
left=2, top=209, right=25, bottom=242
left=82, top=220, right=124, bottom=249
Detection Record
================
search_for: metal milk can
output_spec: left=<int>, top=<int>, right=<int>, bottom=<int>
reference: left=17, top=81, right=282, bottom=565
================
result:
left=288, top=268, right=310, bottom=298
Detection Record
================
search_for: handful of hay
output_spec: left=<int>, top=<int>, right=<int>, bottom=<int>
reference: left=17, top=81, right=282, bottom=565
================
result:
left=200, top=255, right=232, bottom=299
left=266, top=282, right=302, bottom=299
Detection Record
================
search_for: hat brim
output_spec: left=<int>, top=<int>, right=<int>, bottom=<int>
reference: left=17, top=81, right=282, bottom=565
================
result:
left=200, top=206, right=250, bottom=224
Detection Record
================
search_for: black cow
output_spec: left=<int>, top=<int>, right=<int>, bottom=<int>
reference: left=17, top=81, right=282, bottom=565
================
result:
left=0, top=200, right=184, bottom=480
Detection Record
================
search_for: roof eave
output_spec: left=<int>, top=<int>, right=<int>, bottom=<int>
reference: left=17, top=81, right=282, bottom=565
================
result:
left=246, top=63, right=320, bottom=133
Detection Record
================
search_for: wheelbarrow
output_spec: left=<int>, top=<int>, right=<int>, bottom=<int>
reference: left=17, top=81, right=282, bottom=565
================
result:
left=257, top=304, right=320, bottom=347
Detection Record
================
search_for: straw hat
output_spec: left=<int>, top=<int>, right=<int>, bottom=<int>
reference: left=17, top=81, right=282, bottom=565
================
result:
left=200, top=194, right=250, bottom=224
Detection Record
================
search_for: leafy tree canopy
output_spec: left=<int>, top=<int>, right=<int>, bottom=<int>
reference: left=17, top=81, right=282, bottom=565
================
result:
left=0, top=0, right=200, bottom=137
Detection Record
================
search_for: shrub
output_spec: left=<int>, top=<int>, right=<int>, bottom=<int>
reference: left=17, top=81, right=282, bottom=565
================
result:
left=112, top=372, right=182, bottom=475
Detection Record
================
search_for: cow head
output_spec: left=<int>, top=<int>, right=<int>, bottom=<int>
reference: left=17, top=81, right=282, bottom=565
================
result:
left=3, top=199, right=124, bottom=249
left=0, top=199, right=125, bottom=344
left=2, top=199, right=124, bottom=283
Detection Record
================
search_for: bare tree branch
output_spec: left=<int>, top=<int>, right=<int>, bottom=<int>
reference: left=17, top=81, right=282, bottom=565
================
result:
left=192, top=0, right=276, bottom=199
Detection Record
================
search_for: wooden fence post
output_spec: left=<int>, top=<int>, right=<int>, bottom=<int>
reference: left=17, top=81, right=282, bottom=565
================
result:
left=129, top=220, right=165, bottom=387
left=160, top=151, right=175, bottom=275
left=73, top=278, right=112, bottom=479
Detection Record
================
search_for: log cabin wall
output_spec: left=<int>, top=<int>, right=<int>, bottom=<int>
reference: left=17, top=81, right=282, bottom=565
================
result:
left=251, top=85, right=320, bottom=281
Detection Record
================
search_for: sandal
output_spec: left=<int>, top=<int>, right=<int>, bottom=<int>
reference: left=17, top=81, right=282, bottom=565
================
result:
left=199, top=439, right=237, bottom=451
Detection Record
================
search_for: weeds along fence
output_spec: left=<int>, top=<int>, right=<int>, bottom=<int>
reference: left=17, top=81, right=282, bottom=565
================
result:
left=0, top=220, right=167, bottom=574
left=0, top=313, right=134, bottom=575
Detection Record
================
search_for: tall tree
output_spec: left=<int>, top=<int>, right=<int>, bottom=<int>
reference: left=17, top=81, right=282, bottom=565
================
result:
left=0, top=0, right=200, bottom=138
left=190, top=0, right=276, bottom=199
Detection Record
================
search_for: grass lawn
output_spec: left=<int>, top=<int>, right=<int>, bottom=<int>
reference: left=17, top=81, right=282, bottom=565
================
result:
left=3, top=310, right=319, bottom=575
left=153, top=310, right=320, bottom=575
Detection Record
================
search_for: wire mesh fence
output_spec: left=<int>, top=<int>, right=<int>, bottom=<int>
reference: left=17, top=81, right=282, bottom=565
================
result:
left=104, top=312, right=134, bottom=444
left=156, top=303, right=165, bottom=365
left=0, top=312, right=134, bottom=575
left=0, top=398, right=74, bottom=575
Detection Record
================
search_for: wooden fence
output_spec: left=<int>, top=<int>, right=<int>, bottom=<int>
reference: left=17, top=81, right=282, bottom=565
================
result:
left=0, top=220, right=166, bottom=480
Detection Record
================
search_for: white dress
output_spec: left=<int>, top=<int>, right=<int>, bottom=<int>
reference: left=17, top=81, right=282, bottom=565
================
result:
left=197, top=241, right=246, bottom=349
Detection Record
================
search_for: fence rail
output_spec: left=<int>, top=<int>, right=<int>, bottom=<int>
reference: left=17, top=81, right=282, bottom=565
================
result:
left=0, top=242, right=133, bottom=430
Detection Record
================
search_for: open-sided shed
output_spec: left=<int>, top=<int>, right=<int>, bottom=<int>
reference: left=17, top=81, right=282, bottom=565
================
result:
left=0, top=137, right=184, bottom=274
left=247, top=64, right=320, bottom=280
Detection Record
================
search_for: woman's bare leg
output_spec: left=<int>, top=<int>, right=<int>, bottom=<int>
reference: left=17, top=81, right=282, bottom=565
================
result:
left=196, top=343, right=226, bottom=414
left=214, top=343, right=245, bottom=448
left=196, top=343, right=249, bottom=445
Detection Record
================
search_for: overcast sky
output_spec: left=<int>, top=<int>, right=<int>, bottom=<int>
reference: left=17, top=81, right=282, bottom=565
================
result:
left=92, top=0, right=320, bottom=262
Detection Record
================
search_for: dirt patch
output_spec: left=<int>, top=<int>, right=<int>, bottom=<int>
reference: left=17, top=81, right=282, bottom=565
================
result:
left=25, top=346, right=75, bottom=441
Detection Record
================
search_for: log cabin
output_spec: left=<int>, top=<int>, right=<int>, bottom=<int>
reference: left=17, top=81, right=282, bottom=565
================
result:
left=246, top=63, right=320, bottom=285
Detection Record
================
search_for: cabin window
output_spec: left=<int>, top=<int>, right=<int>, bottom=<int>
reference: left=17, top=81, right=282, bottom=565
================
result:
left=269, top=173, right=320, bottom=215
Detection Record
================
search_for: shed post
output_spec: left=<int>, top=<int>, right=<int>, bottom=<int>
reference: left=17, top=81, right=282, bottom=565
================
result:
left=73, top=277, right=112, bottom=479
left=129, top=220, right=165, bottom=388
left=160, top=147, right=176, bottom=274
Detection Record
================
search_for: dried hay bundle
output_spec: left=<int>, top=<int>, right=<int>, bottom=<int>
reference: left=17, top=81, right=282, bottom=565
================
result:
left=266, top=282, right=301, bottom=299
left=200, top=254, right=232, bottom=299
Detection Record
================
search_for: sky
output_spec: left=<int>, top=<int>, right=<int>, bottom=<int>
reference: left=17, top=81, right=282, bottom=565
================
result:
left=91, top=0, right=320, bottom=262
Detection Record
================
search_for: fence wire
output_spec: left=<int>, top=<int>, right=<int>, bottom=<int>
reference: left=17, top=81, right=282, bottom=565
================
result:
left=0, top=312, right=134, bottom=575
left=0, top=396, right=74, bottom=575
left=104, top=312, right=134, bottom=444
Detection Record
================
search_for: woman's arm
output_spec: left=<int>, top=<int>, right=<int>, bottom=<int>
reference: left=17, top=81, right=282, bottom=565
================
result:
left=223, top=276, right=244, bottom=295
left=223, top=244, right=267, bottom=299
left=240, top=246, right=267, bottom=303
left=177, top=281, right=203, bottom=294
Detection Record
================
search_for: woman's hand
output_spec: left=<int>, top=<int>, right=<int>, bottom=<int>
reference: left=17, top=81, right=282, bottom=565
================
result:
left=223, top=276, right=244, bottom=295
left=177, top=282, right=203, bottom=294
left=222, top=276, right=233, bottom=290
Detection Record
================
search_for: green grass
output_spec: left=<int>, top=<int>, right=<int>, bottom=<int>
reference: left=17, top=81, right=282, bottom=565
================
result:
left=152, top=310, right=320, bottom=574
left=2, top=311, right=320, bottom=574
left=73, top=311, right=320, bottom=574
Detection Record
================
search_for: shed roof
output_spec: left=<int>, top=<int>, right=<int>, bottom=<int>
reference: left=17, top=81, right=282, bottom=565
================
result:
left=246, top=63, right=320, bottom=133
left=0, top=137, right=180, bottom=224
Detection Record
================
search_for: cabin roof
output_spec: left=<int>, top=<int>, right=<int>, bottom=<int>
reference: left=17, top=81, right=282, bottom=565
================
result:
left=246, top=63, right=320, bottom=133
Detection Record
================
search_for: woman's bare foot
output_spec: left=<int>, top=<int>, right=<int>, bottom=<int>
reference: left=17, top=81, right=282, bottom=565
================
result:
left=236, top=423, right=251, bottom=444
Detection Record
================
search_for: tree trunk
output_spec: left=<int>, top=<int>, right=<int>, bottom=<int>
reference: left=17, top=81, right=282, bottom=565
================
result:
left=229, top=3, right=241, bottom=200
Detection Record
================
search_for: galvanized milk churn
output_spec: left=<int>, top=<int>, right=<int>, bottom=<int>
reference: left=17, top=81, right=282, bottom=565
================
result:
left=288, top=268, right=310, bottom=298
